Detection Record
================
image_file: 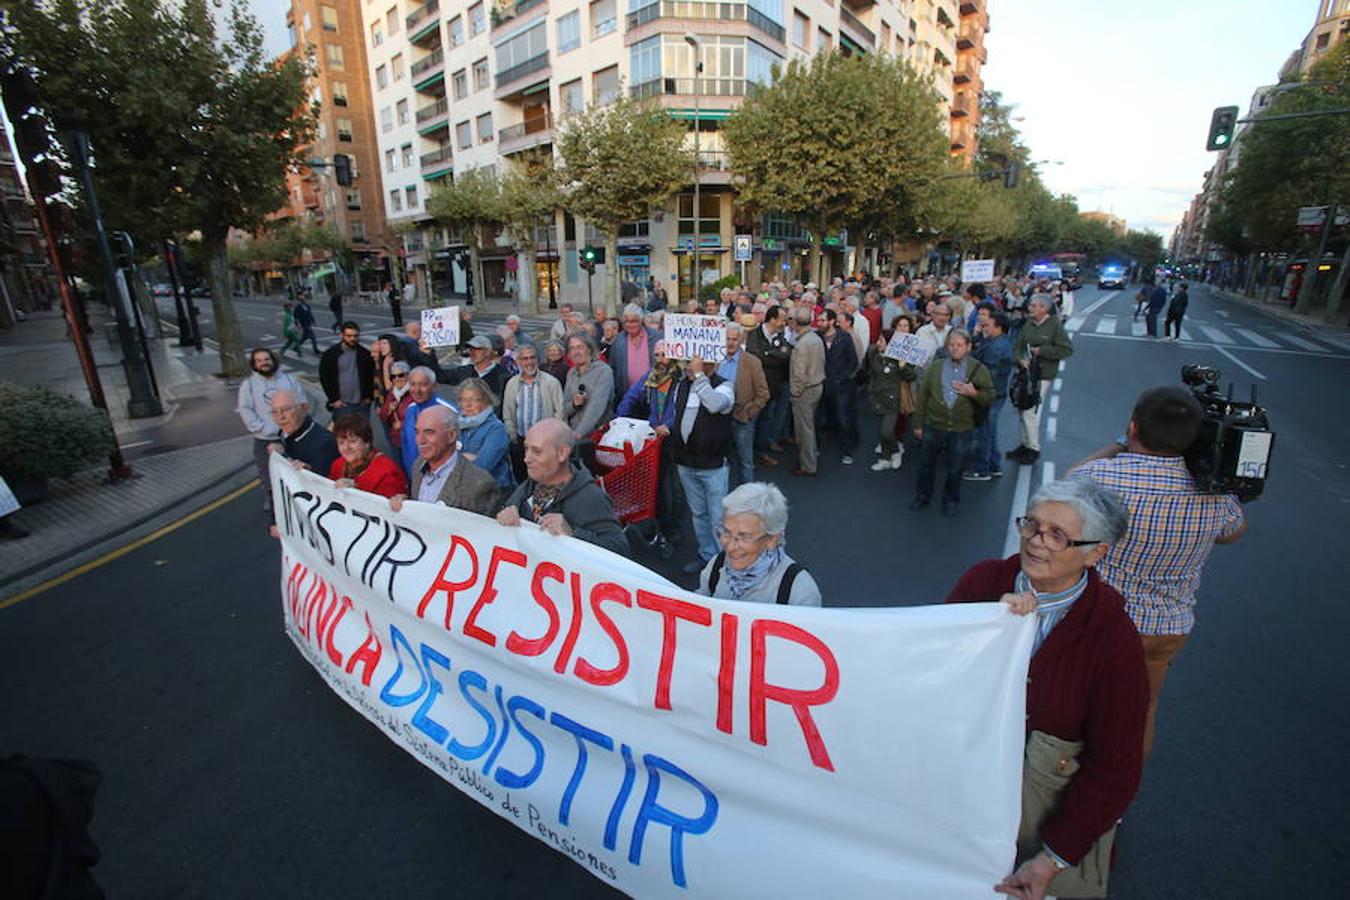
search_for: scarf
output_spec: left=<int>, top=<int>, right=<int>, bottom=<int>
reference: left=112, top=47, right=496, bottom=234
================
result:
left=390, top=382, right=410, bottom=401
left=722, top=545, right=787, bottom=600
left=644, top=358, right=681, bottom=420
left=1014, top=569, right=1089, bottom=655
left=458, top=408, right=494, bottom=431
left=341, top=450, right=374, bottom=481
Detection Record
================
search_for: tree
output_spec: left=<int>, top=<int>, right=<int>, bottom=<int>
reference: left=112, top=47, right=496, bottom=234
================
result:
left=497, top=152, right=562, bottom=313
left=3, top=0, right=315, bottom=376
left=556, top=93, right=690, bottom=314
left=1123, top=229, right=1165, bottom=270
left=426, top=167, right=504, bottom=306
left=723, top=52, right=948, bottom=284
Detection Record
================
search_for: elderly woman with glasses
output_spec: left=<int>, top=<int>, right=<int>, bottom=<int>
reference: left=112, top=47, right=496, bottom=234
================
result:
left=946, top=479, right=1147, bottom=900
left=377, top=360, right=415, bottom=451
left=327, top=412, right=408, bottom=499
left=695, top=483, right=821, bottom=607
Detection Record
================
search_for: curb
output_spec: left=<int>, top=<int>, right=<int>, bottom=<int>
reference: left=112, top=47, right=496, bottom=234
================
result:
left=1206, top=285, right=1350, bottom=334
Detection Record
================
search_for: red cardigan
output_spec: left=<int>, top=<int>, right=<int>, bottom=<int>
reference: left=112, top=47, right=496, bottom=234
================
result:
left=327, top=451, right=408, bottom=499
left=946, top=555, right=1148, bottom=864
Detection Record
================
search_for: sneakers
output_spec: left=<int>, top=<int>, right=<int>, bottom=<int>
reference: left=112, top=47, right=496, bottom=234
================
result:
left=874, top=443, right=883, bottom=454
left=841, top=455, right=854, bottom=465
left=962, top=472, right=992, bottom=482
left=1005, top=445, right=1028, bottom=459
left=871, top=457, right=894, bottom=471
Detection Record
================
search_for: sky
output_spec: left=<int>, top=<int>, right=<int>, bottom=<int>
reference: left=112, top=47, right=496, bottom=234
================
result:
left=241, top=0, right=1315, bottom=239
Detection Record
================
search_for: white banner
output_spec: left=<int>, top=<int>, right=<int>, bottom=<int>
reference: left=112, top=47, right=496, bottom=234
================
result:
left=421, top=305, right=461, bottom=348
left=960, top=259, right=995, bottom=283
left=885, top=331, right=936, bottom=367
left=273, top=465, right=1033, bottom=898
left=663, top=314, right=727, bottom=363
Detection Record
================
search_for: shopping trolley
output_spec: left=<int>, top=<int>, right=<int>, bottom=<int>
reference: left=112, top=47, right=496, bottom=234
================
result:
left=589, top=430, right=672, bottom=559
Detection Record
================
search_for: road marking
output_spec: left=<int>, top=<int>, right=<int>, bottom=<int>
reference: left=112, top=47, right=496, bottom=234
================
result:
left=1046, top=416, right=1057, bottom=441
left=1066, top=318, right=1083, bottom=333
left=1075, top=330, right=1348, bottom=359
left=1215, top=309, right=1230, bottom=318
left=1052, top=378, right=1062, bottom=392
left=1233, top=328, right=1279, bottom=348
left=1199, top=325, right=1234, bottom=344
left=1131, top=321, right=1146, bottom=336
left=1180, top=326, right=1193, bottom=341
left=1276, top=333, right=1327, bottom=352
left=1070, top=291, right=1118, bottom=323
left=1215, top=346, right=1267, bottom=381
left=1002, top=464, right=1033, bottom=558
left=0, top=480, right=259, bottom=611
left=1058, top=360, right=1067, bottom=373
left=1095, top=316, right=1117, bottom=334
left=261, top=334, right=277, bottom=341
left=119, top=440, right=153, bottom=449
left=1049, top=394, right=1060, bottom=414
left=1042, top=461, right=1056, bottom=485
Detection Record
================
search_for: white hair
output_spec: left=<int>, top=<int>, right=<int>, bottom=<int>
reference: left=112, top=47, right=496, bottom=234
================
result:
left=721, top=482, right=789, bottom=536
left=1029, top=479, right=1129, bottom=545
left=622, top=303, right=643, bottom=320
left=725, top=322, right=743, bottom=337
left=409, top=365, right=437, bottom=383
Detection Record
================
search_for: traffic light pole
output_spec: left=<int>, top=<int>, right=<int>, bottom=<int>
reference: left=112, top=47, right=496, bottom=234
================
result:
left=586, top=266, right=594, bottom=313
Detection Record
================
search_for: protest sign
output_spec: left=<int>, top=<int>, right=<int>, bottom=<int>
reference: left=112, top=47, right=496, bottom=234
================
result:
left=273, top=465, right=1032, bottom=898
left=0, top=475, right=20, bottom=518
left=884, top=331, right=937, bottom=367
left=663, top=314, right=727, bottom=363
left=960, top=259, right=995, bottom=283
left=421, top=306, right=461, bottom=348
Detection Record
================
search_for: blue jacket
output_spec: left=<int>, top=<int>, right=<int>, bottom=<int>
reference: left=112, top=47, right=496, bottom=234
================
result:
left=821, top=330, right=858, bottom=384
left=401, top=396, right=458, bottom=478
left=975, top=333, right=1015, bottom=396
left=615, top=378, right=680, bottom=431
left=458, top=414, right=514, bottom=490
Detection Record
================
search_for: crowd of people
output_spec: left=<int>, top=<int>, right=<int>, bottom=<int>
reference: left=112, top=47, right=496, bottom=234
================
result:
left=235, top=269, right=1245, bottom=899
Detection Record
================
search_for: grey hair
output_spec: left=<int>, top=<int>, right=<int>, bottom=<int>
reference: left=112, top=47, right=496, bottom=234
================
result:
left=792, top=306, right=814, bottom=326
left=420, top=403, right=460, bottom=433
left=506, top=314, right=521, bottom=324
left=622, top=303, right=643, bottom=320
left=457, top=377, right=499, bottom=410
left=1029, top=293, right=1055, bottom=310
left=721, top=482, right=789, bottom=536
left=409, top=365, right=437, bottom=383
left=390, top=360, right=411, bottom=374
left=1028, top=479, right=1129, bottom=545
left=725, top=321, right=743, bottom=337
left=945, top=328, right=972, bottom=348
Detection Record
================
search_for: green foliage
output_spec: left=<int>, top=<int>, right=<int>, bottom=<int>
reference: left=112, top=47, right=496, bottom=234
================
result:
left=427, top=167, right=504, bottom=247
left=699, top=274, right=740, bottom=301
left=1122, top=229, right=1165, bottom=268
left=497, top=154, right=561, bottom=252
left=0, top=382, right=114, bottom=480
left=234, top=223, right=352, bottom=269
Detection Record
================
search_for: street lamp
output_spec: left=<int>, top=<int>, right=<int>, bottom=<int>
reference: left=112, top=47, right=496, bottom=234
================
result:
left=684, top=32, right=703, bottom=304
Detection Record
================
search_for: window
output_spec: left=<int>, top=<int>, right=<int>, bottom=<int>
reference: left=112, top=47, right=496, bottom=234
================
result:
left=336, top=117, right=354, bottom=141
left=496, top=21, right=547, bottom=79
left=593, top=65, right=619, bottom=105
left=351, top=220, right=366, bottom=241
left=473, top=57, right=490, bottom=91
left=1315, top=32, right=1330, bottom=50
left=401, top=143, right=414, bottom=167
left=288, top=23, right=298, bottom=46
left=332, top=81, right=349, bottom=106
left=386, top=148, right=396, bottom=171
left=346, top=189, right=362, bottom=210
left=376, top=64, right=388, bottom=88
left=748, top=39, right=782, bottom=85
left=448, top=15, right=464, bottom=47
left=477, top=112, right=494, bottom=143
left=405, top=185, right=419, bottom=208
left=387, top=6, right=399, bottom=34
left=371, top=21, right=383, bottom=46
left=392, top=53, right=405, bottom=81
left=793, top=11, right=809, bottom=50
left=560, top=78, right=584, bottom=115
left=678, top=192, right=721, bottom=236
left=380, top=106, right=393, bottom=131
left=396, top=98, right=410, bottom=125
left=390, top=189, right=403, bottom=212
left=469, top=2, right=486, bottom=36
left=317, top=120, right=328, bottom=140
left=326, top=44, right=345, bottom=70
left=557, top=10, right=580, bottom=53
left=303, top=11, right=312, bottom=31
left=630, top=36, right=660, bottom=88
left=457, top=120, right=473, bottom=148
left=452, top=68, right=469, bottom=99
left=818, top=28, right=832, bottom=53
left=321, top=5, right=338, bottom=31
left=591, top=0, right=616, bottom=37
left=880, top=22, right=891, bottom=52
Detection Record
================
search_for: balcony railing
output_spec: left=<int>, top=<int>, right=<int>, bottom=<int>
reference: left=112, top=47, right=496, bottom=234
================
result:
left=957, top=20, right=982, bottom=48
left=416, top=97, right=449, bottom=123
left=954, top=58, right=976, bottom=83
left=496, top=52, right=549, bottom=88
left=959, top=0, right=984, bottom=15
left=498, top=112, right=553, bottom=144
left=950, top=94, right=972, bottom=117
left=420, top=146, right=454, bottom=169
left=839, top=8, right=875, bottom=47
left=631, top=76, right=754, bottom=98
left=492, top=0, right=547, bottom=29
left=627, top=2, right=786, bottom=44
left=406, top=0, right=440, bottom=32
left=411, top=47, right=445, bottom=80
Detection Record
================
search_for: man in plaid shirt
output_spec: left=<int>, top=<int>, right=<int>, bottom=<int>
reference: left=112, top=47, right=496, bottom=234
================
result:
left=1072, top=386, right=1246, bottom=759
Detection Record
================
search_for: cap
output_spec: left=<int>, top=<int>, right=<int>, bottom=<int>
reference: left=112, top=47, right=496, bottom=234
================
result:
left=466, top=335, right=493, bottom=350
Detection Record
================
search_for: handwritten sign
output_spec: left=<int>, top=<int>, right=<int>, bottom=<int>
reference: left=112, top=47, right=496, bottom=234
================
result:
left=273, top=464, right=1033, bottom=898
left=0, top=476, right=20, bottom=518
left=884, top=331, right=936, bottom=367
left=421, top=306, right=461, bottom=348
left=663, top=314, right=727, bottom=363
left=961, top=259, right=995, bottom=283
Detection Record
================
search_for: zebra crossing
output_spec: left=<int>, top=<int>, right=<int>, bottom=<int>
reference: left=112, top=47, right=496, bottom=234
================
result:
left=1066, top=308, right=1349, bottom=357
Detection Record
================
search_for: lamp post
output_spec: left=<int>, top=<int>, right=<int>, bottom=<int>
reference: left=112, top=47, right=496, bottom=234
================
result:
left=684, top=33, right=703, bottom=306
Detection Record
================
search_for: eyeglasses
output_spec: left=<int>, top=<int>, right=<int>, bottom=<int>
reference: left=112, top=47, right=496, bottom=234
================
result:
left=716, top=526, right=770, bottom=548
left=1015, top=516, right=1100, bottom=553
left=391, top=374, right=408, bottom=380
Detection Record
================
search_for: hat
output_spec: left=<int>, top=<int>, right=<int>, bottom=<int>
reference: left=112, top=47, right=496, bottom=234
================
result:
left=466, top=335, right=493, bottom=350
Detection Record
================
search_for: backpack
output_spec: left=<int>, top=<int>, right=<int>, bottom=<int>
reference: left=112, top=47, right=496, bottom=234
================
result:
left=1009, top=366, right=1041, bottom=411
left=707, top=551, right=802, bottom=604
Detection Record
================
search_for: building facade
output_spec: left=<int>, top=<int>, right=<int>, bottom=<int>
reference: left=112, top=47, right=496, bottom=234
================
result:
left=1080, top=210, right=1125, bottom=238
left=0, top=118, right=54, bottom=328
left=341, top=0, right=980, bottom=306
left=1291, top=0, right=1350, bottom=75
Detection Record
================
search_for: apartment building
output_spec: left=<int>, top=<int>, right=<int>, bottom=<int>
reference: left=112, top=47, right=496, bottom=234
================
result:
left=0, top=118, right=53, bottom=328
left=284, top=1, right=393, bottom=290
left=1290, top=0, right=1350, bottom=76
left=354, top=0, right=976, bottom=305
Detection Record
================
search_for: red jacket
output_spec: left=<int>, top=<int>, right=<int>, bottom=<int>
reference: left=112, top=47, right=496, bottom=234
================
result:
left=327, top=451, right=408, bottom=499
left=946, top=555, right=1148, bottom=864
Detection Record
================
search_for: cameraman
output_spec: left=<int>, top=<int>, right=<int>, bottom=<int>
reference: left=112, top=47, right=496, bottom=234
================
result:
left=1070, top=386, right=1246, bottom=760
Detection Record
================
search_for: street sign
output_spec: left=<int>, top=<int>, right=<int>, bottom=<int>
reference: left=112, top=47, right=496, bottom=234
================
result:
left=734, top=234, right=752, bottom=262
left=1297, top=205, right=1348, bottom=232
left=960, top=259, right=996, bottom=282
left=681, top=238, right=695, bottom=253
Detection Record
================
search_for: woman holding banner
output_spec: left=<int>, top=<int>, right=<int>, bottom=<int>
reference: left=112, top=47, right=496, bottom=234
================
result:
left=327, top=413, right=408, bottom=499
left=696, top=483, right=821, bottom=607
left=946, top=479, right=1148, bottom=900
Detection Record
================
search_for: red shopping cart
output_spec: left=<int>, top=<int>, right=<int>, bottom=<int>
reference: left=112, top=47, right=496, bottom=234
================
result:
left=589, top=430, right=672, bottom=558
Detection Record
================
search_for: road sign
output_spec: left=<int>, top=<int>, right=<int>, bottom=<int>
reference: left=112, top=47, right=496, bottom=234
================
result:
left=734, top=234, right=752, bottom=262
left=1297, top=206, right=1348, bottom=233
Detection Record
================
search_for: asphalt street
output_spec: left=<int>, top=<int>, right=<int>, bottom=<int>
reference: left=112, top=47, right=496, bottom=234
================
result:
left=5, top=284, right=1348, bottom=896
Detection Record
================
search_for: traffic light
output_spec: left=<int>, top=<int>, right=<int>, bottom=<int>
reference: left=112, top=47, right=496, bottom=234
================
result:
left=578, top=247, right=595, bottom=273
left=333, top=153, right=353, bottom=185
left=1003, top=161, right=1021, bottom=189
left=1205, top=106, right=1239, bottom=151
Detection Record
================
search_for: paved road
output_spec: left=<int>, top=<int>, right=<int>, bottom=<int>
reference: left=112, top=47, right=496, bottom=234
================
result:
left=6, top=284, right=1348, bottom=895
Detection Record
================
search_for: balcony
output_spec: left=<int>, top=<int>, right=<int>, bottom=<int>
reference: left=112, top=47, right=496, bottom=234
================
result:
left=839, top=7, right=876, bottom=48
left=954, top=58, right=977, bottom=83
left=411, top=47, right=446, bottom=87
left=694, top=149, right=733, bottom=185
left=406, top=0, right=441, bottom=44
left=626, top=2, right=786, bottom=45
left=499, top=111, right=553, bottom=155
left=957, top=19, right=983, bottom=49
left=415, top=97, right=450, bottom=133
left=631, top=76, right=754, bottom=98
left=950, top=94, right=972, bottom=118
left=491, top=0, right=548, bottom=31
left=420, top=145, right=454, bottom=180
left=495, top=52, right=549, bottom=94
left=936, top=4, right=956, bottom=27
left=959, top=0, right=984, bottom=15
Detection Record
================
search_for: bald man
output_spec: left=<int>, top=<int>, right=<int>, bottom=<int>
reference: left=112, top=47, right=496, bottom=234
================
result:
left=389, top=405, right=499, bottom=516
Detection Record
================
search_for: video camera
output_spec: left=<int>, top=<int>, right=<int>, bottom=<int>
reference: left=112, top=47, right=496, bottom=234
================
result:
left=1180, top=365, right=1274, bottom=502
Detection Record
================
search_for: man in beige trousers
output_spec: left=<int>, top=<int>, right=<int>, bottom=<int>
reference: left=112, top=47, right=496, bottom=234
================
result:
left=788, top=306, right=825, bottom=477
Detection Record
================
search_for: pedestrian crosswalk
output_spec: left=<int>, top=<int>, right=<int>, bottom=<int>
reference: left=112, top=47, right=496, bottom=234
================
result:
left=1065, top=308, right=1349, bottom=356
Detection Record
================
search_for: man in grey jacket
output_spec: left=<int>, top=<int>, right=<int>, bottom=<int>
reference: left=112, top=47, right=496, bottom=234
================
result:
left=236, top=348, right=304, bottom=511
left=562, top=334, right=614, bottom=440
left=788, top=307, right=825, bottom=476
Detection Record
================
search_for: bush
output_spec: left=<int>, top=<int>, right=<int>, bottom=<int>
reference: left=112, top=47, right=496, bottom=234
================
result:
left=0, top=382, right=115, bottom=480
left=698, top=274, right=741, bottom=302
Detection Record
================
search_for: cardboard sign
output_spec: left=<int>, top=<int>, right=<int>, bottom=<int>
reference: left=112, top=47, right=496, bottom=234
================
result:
left=884, top=331, right=936, bottom=367
left=663, top=314, right=727, bottom=362
left=273, top=464, right=1033, bottom=899
left=421, top=306, right=461, bottom=348
left=960, top=259, right=995, bottom=283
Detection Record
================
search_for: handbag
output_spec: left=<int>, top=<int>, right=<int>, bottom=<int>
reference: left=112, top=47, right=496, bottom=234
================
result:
left=898, top=380, right=916, bottom=416
left=1009, top=366, right=1041, bottom=411
left=1016, top=731, right=1117, bottom=899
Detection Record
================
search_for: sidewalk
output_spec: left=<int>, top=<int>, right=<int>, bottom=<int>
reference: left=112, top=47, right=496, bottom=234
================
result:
left=1205, top=284, right=1350, bottom=343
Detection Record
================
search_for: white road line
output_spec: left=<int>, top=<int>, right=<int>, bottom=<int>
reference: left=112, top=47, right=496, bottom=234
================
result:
left=1200, top=324, right=1234, bottom=344
left=1233, top=328, right=1279, bottom=349
left=1095, top=316, right=1117, bottom=334
left=1131, top=321, right=1146, bottom=337
left=1215, top=346, right=1267, bottom=380
left=1069, top=291, right=1118, bottom=323
left=1277, top=333, right=1328, bottom=352
left=1052, top=378, right=1063, bottom=392
left=1049, top=394, right=1060, bottom=414
left=1066, top=318, right=1083, bottom=333
left=261, top=334, right=277, bottom=341
left=1046, top=416, right=1057, bottom=441
left=1215, top=309, right=1230, bottom=318
left=1002, top=464, right=1033, bottom=558
left=119, top=440, right=153, bottom=449
left=1058, top=360, right=1067, bottom=374
left=1042, top=461, right=1056, bottom=485
left=1075, top=330, right=1348, bottom=359
left=1179, top=326, right=1193, bottom=341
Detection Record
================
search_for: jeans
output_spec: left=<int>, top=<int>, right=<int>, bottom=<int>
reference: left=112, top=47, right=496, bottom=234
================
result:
left=821, top=379, right=859, bottom=456
left=969, top=397, right=1006, bottom=475
left=878, top=412, right=900, bottom=456
left=755, top=388, right=791, bottom=452
left=299, top=325, right=320, bottom=353
left=677, top=464, right=728, bottom=562
left=914, top=427, right=972, bottom=505
left=729, top=419, right=756, bottom=487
